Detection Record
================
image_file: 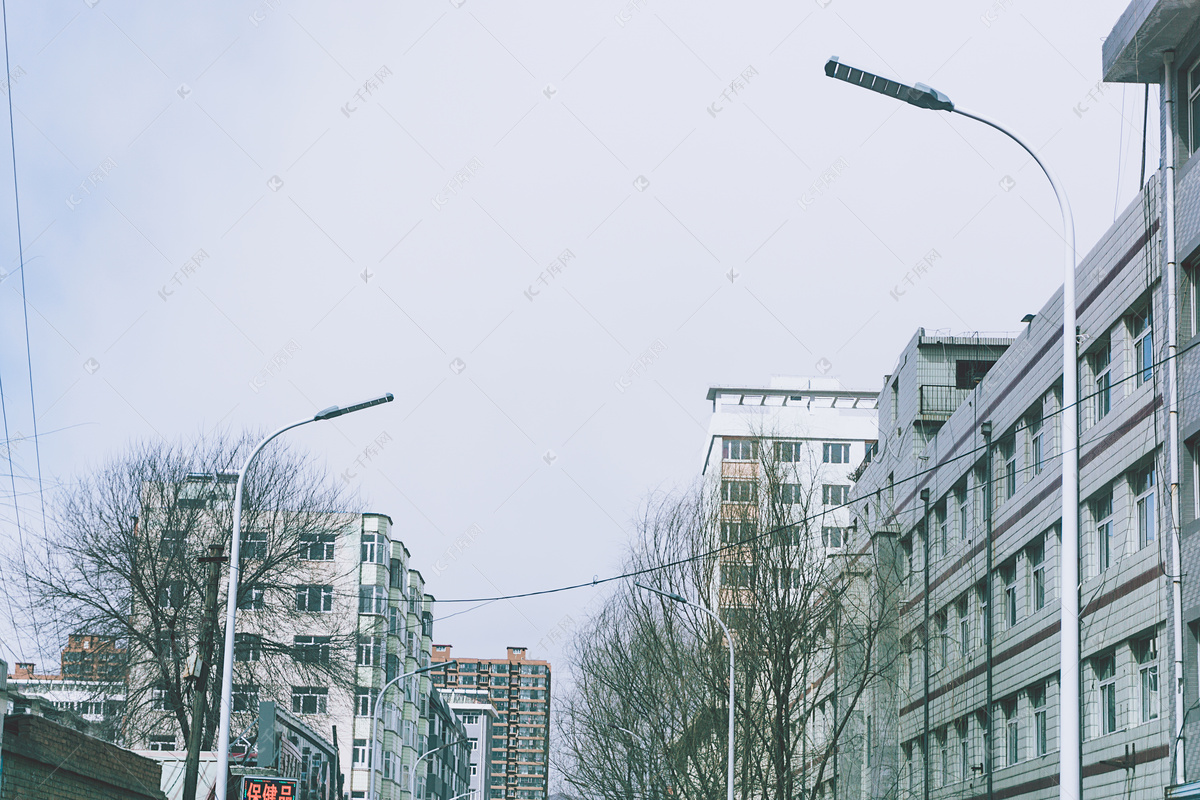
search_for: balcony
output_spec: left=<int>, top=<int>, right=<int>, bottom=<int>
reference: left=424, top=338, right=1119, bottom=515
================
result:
left=918, top=384, right=972, bottom=421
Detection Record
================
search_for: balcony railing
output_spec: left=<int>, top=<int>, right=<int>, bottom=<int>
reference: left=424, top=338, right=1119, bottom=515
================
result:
left=918, top=384, right=972, bottom=420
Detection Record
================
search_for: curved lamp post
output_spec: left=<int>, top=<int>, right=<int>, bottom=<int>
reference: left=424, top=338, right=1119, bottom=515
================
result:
left=823, top=56, right=1078, bottom=800
left=371, top=661, right=455, bottom=800
left=635, top=583, right=734, bottom=800
left=213, top=393, right=395, bottom=800
left=410, top=738, right=471, bottom=800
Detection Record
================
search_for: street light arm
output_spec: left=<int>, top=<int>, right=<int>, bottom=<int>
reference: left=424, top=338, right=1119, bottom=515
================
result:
left=371, top=661, right=457, bottom=800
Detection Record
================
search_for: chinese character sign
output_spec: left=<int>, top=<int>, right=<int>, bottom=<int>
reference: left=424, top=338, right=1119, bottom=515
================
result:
left=242, top=776, right=298, bottom=800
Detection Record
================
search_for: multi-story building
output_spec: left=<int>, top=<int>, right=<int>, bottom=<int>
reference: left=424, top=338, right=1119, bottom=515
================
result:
left=7, top=635, right=126, bottom=742
left=123, top=471, right=462, bottom=800
left=430, top=646, right=551, bottom=800
left=842, top=144, right=1171, bottom=799
left=446, top=692, right=500, bottom=800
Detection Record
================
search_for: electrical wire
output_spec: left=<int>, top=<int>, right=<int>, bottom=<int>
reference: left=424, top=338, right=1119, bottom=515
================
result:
left=433, top=330, right=1200, bottom=606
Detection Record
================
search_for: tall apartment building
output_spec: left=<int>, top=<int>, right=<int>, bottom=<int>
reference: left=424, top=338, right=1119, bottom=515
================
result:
left=120, top=472, right=466, bottom=800
left=430, top=646, right=551, bottom=800
left=7, top=635, right=126, bottom=742
left=840, top=150, right=1170, bottom=798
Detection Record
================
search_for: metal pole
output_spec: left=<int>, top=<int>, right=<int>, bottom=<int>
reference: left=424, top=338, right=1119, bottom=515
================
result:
left=372, top=662, right=454, bottom=800
left=410, top=739, right=469, bottom=800
left=949, top=106, right=1078, bottom=800
left=921, top=489, right=930, bottom=800
left=609, top=725, right=650, bottom=800
left=635, top=584, right=735, bottom=800
left=981, top=421, right=994, bottom=800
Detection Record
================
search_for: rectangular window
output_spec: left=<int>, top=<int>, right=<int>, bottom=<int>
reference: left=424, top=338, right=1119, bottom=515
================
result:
left=234, top=633, right=261, bottom=662
left=936, top=612, right=948, bottom=671
left=822, top=443, right=851, bottom=463
left=821, top=526, right=843, bottom=548
left=1005, top=699, right=1019, bottom=766
left=958, top=596, right=970, bottom=660
left=1003, top=563, right=1018, bottom=629
left=723, top=438, right=757, bottom=461
left=158, top=581, right=184, bottom=609
left=296, top=584, right=333, bottom=612
left=1132, top=306, right=1153, bottom=387
left=977, top=582, right=990, bottom=647
left=300, top=532, right=336, bottom=561
left=822, top=484, right=849, bottom=505
left=361, top=533, right=387, bottom=564
left=358, top=636, right=382, bottom=666
left=293, top=635, right=332, bottom=664
left=775, top=441, right=803, bottom=462
left=1092, top=338, right=1112, bottom=422
left=721, top=480, right=757, bottom=503
left=1137, top=636, right=1159, bottom=723
left=240, top=529, right=268, bottom=560
left=1094, top=488, right=1114, bottom=574
left=1136, top=465, right=1156, bottom=548
left=938, top=730, right=948, bottom=787
left=958, top=721, right=969, bottom=781
left=1097, top=654, right=1117, bottom=735
left=1032, top=685, right=1047, bottom=756
left=149, top=735, right=176, bottom=751
left=720, top=520, right=755, bottom=543
left=355, top=688, right=377, bottom=717
left=958, top=488, right=969, bottom=541
left=353, top=738, right=368, bottom=766
left=359, top=584, right=386, bottom=615
left=1190, top=57, right=1200, bottom=154
left=159, top=529, right=186, bottom=558
left=776, top=483, right=804, bottom=504
left=237, top=584, right=265, bottom=610
left=291, top=686, right=328, bottom=715
left=1029, top=541, right=1046, bottom=612
left=1030, top=416, right=1044, bottom=476
left=232, top=683, right=258, bottom=712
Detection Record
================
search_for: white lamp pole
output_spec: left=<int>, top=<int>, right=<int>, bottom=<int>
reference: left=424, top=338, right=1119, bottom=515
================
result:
left=213, top=393, right=395, bottom=800
left=823, top=57, right=1078, bottom=800
left=371, top=661, right=456, bottom=800
left=410, top=738, right=470, bottom=800
left=636, top=583, right=734, bottom=800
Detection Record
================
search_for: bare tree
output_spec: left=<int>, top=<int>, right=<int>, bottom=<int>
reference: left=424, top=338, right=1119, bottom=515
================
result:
left=556, top=433, right=904, bottom=800
left=14, top=431, right=360, bottom=754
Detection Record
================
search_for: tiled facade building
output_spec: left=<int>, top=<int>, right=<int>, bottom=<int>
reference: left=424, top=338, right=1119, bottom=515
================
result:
left=431, top=646, right=551, bottom=800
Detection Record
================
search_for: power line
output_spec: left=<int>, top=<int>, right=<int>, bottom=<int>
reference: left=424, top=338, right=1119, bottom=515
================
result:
left=433, top=331, right=1200, bottom=606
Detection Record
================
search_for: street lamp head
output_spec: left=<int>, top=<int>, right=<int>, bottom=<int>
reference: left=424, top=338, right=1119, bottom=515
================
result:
left=314, top=392, right=395, bottom=421
left=633, top=582, right=687, bottom=604
left=824, top=56, right=953, bottom=112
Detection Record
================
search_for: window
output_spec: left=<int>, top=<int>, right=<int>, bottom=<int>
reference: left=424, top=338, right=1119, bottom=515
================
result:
left=1002, top=562, right=1018, bottom=629
left=355, top=688, right=378, bottom=717
left=958, top=596, right=970, bottom=659
left=149, top=735, right=176, bottom=751
left=957, top=487, right=969, bottom=541
left=776, top=483, right=804, bottom=504
left=958, top=720, right=969, bottom=781
left=384, top=751, right=394, bottom=780
left=1091, top=338, right=1112, bottom=423
left=776, top=441, right=803, bottom=462
left=1031, top=685, right=1048, bottom=756
left=358, top=636, right=382, bottom=666
left=151, top=683, right=171, bottom=711
left=234, top=633, right=261, bottom=662
left=158, top=581, right=184, bottom=609
left=1005, top=699, right=1019, bottom=766
left=232, top=683, right=258, bottom=712
left=1135, top=465, right=1156, bottom=549
left=938, top=509, right=948, bottom=561
left=296, top=584, right=333, bottom=612
left=1094, top=488, right=1114, bottom=574
left=721, top=480, right=757, bottom=503
left=1137, top=636, right=1159, bottom=723
left=390, top=606, right=404, bottom=636
left=822, top=443, right=851, bottom=463
left=240, top=529, right=268, bottom=560
left=1030, top=416, right=1044, bottom=476
left=1097, top=654, right=1117, bottom=735
left=821, top=526, right=843, bottom=548
left=936, top=612, right=948, bottom=672
left=390, top=557, right=404, bottom=588
left=723, top=438, right=757, bottom=461
left=294, top=635, right=331, bottom=664
left=159, top=529, right=186, bottom=558
left=361, top=533, right=387, bottom=564
left=822, top=485, right=849, bottom=505
left=721, top=520, right=755, bottom=543
left=1029, top=540, right=1046, bottom=612
left=956, top=360, right=995, bottom=389
left=977, top=581, right=990, bottom=647
left=359, top=584, right=386, bottom=615
left=1190, top=57, right=1200, bottom=154
left=238, top=584, right=265, bottom=610
left=292, top=686, right=328, bottom=715
left=353, top=738, right=368, bottom=766
left=938, top=729, right=948, bottom=787
left=1132, top=306, right=1153, bottom=387
left=300, top=532, right=336, bottom=561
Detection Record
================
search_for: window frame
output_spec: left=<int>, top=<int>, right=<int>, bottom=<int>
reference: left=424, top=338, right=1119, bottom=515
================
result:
left=1135, top=465, right=1157, bottom=549
left=1131, top=305, right=1154, bottom=388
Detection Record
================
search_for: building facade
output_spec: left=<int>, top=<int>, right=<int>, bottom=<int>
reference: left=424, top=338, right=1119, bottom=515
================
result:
left=431, top=646, right=551, bottom=800
left=7, top=635, right=126, bottom=743
left=447, top=692, right=500, bottom=800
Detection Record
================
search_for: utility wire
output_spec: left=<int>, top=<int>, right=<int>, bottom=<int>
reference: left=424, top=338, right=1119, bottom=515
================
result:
left=435, top=330, right=1200, bottom=605
left=0, top=0, right=47, bottom=542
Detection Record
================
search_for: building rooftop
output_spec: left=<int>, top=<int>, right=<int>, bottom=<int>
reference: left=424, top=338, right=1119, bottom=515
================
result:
left=1103, top=0, right=1200, bottom=82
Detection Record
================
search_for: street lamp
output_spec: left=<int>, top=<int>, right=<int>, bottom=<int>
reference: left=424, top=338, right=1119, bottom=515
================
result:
left=634, top=583, right=734, bottom=800
left=371, top=661, right=456, bottom=800
left=608, top=724, right=651, bottom=800
left=410, top=738, right=471, bottom=800
left=213, top=393, right=395, bottom=800
left=824, top=57, right=1079, bottom=800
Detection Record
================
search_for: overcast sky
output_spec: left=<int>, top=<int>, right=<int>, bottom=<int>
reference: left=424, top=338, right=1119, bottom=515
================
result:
left=0, top=0, right=1155, bottom=675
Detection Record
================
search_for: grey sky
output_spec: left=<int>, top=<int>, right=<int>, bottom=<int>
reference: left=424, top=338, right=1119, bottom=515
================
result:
left=0, top=0, right=1152, bottom=671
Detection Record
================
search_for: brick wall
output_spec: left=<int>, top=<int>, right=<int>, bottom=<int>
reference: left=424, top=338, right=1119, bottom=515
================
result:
left=1, top=713, right=166, bottom=800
